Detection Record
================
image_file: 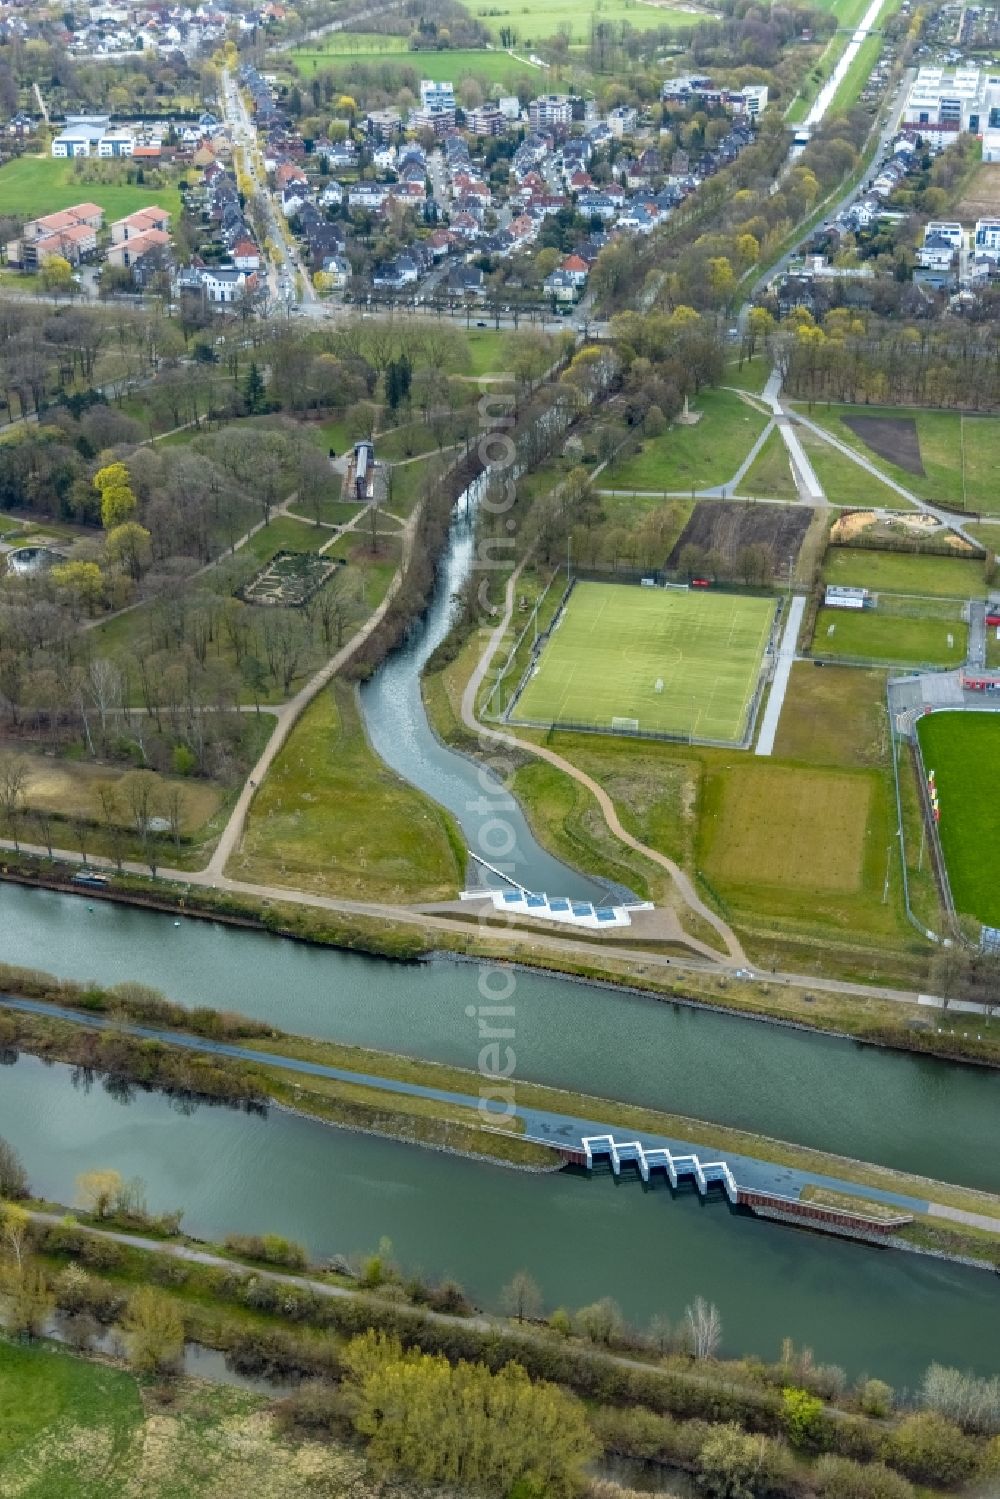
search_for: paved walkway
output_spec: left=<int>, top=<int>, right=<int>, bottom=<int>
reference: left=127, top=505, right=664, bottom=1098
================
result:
left=755, top=594, right=806, bottom=756
left=763, top=368, right=824, bottom=503
left=790, top=409, right=981, bottom=548
left=207, top=503, right=420, bottom=877
left=458, top=564, right=748, bottom=966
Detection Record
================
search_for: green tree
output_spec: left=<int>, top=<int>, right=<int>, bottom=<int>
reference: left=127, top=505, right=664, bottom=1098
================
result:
left=782, top=1386, right=829, bottom=1451
left=40, top=254, right=75, bottom=298
left=343, top=1331, right=596, bottom=1496
left=5, top=1261, right=52, bottom=1339
left=243, top=360, right=265, bottom=413
left=814, top=1454, right=914, bottom=1499
left=51, top=560, right=105, bottom=615
left=106, top=521, right=152, bottom=580
left=75, top=1168, right=123, bottom=1219
left=888, top=1412, right=979, bottom=1487
left=697, top=1423, right=795, bottom=1498
left=121, top=1286, right=185, bottom=1376
left=94, top=462, right=138, bottom=531
left=0, top=1202, right=30, bottom=1269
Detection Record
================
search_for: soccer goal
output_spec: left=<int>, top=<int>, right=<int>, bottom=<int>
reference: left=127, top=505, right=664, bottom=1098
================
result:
left=612, top=716, right=640, bottom=732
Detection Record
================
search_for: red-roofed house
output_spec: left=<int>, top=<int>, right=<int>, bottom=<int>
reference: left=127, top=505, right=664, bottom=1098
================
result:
left=232, top=238, right=261, bottom=272
left=560, top=253, right=589, bottom=286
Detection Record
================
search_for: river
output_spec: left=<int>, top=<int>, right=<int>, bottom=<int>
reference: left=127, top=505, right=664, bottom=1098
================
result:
left=2, top=883, right=999, bottom=1193
left=1, top=1053, right=997, bottom=1385
left=358, top=484, right=612, bottom=902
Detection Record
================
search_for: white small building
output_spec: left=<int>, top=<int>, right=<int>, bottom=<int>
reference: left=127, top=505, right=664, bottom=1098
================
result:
left=825, top=585, right=869, bottom=610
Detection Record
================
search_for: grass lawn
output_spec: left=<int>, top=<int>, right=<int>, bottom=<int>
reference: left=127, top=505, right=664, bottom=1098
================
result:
left=828, top=30, right=882, bottom=116
left=0, top=1343, right=384, bottom=1496
left=771, top=663, right=889, bottom=768
left=797, top=426, right=908, bottom=507
left=0, top=1339, right=141, bottom=1476
left=723, top=355, right=771, bottom=394
left=234, top=680, right=464, bottom=901
left=813, top=607, right=968, bottom=665
left=703, top=762, right=873, bottom=894
left=240, top=515, right=330, bottom=561
left=460, top=0, right=701, bottom=42
left=612, top=389, right=769, bottom=493
left=375, top=421, right=450, bottom=462
left=291, top=44, right=533, bottom=85
left=823, top=548, right=986, bottom=598
left=0, top=154, right=182, bottom=225
left=740, top=427, right=799, bottom=500
left=916, top=711, right=1000, bottom=926
left=799, top=404, right=1000, bottom=513
left=511, top=580, right=776, bottom=742
left=287, top=497, right=364, bottom=527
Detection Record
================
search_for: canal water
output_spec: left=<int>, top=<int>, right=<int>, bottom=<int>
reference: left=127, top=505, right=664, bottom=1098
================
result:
left=358, top=483, right=611, bottom=902
left=0, top=1053, right=996, bottom=1386
left=2, top=882, right=999, bottom=1194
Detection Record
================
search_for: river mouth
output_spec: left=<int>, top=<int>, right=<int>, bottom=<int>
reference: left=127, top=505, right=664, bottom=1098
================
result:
left=358, top=480, right=619, bottom=903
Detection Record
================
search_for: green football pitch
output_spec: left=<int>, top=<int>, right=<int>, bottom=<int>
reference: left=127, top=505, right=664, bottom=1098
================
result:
left=510, top=582, right=777, bottom=742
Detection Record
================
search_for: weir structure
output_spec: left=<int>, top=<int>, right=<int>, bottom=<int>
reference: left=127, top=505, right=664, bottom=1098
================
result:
left=572, top=1135, right=914, bottom=1245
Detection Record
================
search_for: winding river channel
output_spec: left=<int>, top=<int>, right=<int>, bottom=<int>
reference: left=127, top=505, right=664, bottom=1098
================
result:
left=1, top=489, right=998, bottom=1383
left=359, top=486, right=611, bottom=902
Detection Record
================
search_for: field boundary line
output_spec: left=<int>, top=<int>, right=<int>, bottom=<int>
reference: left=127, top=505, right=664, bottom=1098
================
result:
left=461, top=566, right=749, bottom=966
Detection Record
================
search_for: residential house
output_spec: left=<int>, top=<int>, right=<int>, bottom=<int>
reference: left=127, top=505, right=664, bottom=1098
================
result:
left=106, top=227, right=170, bottom=269
left=544, top=268, right=577, bottom=302
left=110, top=206, right=170, bottom=243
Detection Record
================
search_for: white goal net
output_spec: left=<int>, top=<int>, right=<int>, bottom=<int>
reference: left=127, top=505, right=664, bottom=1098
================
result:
left=612, top=717, right=640, bottom=732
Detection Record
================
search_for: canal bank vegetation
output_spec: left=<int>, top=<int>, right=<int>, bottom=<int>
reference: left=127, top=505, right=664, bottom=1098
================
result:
left=4, top=843, right=1000, bottom=1075
left=3, top=964, right=1000, bottom=1235
left=3, top=1177, right=1000, bottom=1499
left=0, top=969, right=557, bottom=1170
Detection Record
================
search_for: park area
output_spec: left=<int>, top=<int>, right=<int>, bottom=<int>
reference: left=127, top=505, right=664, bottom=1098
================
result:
left=0, top=155, right=182, bottom=224
left=509, top=581, right=776, bottom=742
left=916, top=710, right=1000, bottom=925
left=610, top=389, right=768, bottom=494
left=799, top=404, right=1000, bottom=513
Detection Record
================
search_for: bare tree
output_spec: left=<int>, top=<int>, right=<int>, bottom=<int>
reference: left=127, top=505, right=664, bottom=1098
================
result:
left=0, top=752, right=28, bottom=851
left=684, top=1296, right=722, bottom=1360
left=500, top=1270, right=543, bottom=1325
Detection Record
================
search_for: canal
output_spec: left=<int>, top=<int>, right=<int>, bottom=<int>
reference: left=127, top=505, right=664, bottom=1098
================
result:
left=0, top=1052, right=996, bottom=1385
left=2, top=883, right=999, bottom=1194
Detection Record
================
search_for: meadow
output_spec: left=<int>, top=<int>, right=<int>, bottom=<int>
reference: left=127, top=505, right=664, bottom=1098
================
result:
left=740, top=427, right=799, bottom=499
left=916, top=710, right=1000, bottom=926
left=823, top=548, right=986, bottom=599
left=234, top=680, right=464, bottom=901
left=290, top=44, right=534, bottom=86
left=511, top=580, right=775, bottom=741
left=799, top=404, right=1000, bottom=513
left=609, top=389, right=769, bottom=493
left=458, top=0, right=704, bottom=43
left=0, top=155, right=182, bottom=225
